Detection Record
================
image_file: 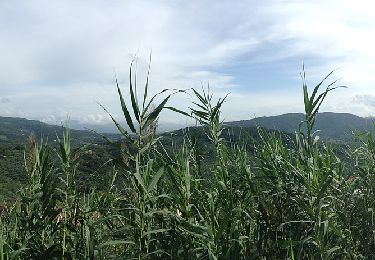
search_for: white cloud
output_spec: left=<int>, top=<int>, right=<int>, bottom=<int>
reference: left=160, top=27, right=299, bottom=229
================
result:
left=0, top=0, right=375, bottom=127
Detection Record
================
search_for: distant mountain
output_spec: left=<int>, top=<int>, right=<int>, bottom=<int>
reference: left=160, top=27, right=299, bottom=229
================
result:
left=1, top=114, right=358, bottom=201
left=226, top=112, right=375, bottom=141
left=0, top=116, right=120, bottom=146
left=2, top=112, right=373, bottom=146
left=67, top=120, right=188, bottom=134
left=161, top=125, right=294, bottom=161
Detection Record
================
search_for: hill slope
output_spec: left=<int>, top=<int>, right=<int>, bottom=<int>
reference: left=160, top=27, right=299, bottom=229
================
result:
left=0, top=116, right=119, bottom=146
left=226, top=112, right=375, bottom=141
left=0, top=116, right=123, bottom=201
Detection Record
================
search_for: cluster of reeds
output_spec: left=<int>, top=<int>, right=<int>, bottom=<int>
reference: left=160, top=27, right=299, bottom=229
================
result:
left=1, top=62, right=374, bottom=259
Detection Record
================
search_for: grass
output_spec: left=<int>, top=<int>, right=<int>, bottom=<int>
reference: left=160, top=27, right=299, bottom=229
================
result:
left=0, top=61, right=375, bottom=259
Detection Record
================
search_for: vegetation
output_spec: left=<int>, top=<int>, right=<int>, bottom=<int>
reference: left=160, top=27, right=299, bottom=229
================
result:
left=227, top=112, right=375, bottom=142
left=0, top=116, right=120, bottom=146
left=1, top=63, right=375, bottom=259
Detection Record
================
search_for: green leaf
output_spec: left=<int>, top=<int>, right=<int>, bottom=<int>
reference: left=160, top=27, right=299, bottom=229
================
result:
left=143, top=89, right=170, bottom=117
left=317, top=175, right=333, bottom=202
left=309, top=70, right=335, bottom=110
left=144, top=95, right=171, bottom=129
left=129, top=64, right=140, bottom=123
left=192, top=101, right=208, bottom=112
left=142, top=53, right=152, bottom=110
left=116, top=78, right=136, bottom=133
left=210, top=95, right=228, bottom=121
left=303, top=84, right=309, bottom=114
left=190, top=109, right=209, bottom=121
left=133, top=162, right=146, bottom=192
left=86, top=129, right=122, bottom=148
left=148, top=167, right=164, bottom=192
left=192, top=88, right=207, bottom=105
left=164, top=106, right=191, bottom=117
left=98, top=240, right=135, bottom=249
left=99, top=103, right=133, bottom=142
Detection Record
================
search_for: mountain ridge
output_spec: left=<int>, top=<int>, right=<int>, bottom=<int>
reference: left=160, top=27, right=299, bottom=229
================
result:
left=225, top=112, right=375, bottom=141
left=0, top=116, right=119, bottom=146
left=1, top=111, right=375, bottom=145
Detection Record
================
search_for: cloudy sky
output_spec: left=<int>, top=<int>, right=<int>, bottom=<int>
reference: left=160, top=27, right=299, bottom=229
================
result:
left=1, top=0, right=375, bottom=130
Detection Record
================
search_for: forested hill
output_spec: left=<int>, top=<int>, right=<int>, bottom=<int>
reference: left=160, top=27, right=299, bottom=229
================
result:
left=226, top=112, right=375, bottom=141
left=0, top=117, right=292, bottom=201
left=0, top=116, right=119, bottom=146
left=0, top=116, right=122, bottom=201
left=2, top=112, right=373, bottom=146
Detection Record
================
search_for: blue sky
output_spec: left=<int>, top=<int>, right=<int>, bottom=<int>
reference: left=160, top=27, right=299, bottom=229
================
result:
left=0, top=0, right=374, bottom=129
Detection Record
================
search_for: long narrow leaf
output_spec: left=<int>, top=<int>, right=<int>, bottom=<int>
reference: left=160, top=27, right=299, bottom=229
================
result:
left=98, top=103, right=133, bottom=142
left=143, top=95, right=171, bottom=129
left=142, top=53, right=152, bottom=110
left=116, top=78, right=136, bottom=133
left=129, top=64, right=140, bottom=123
left=148, top=167, right=164, bottom=192
left=164, top=106, right=191, bottom=117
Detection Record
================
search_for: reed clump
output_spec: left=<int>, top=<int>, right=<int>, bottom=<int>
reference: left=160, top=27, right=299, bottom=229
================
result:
left=1, top=62, right=374, bottom=259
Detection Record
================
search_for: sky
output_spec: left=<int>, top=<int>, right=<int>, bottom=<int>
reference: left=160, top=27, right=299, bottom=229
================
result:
left=1, top=0, right=375, bottom=131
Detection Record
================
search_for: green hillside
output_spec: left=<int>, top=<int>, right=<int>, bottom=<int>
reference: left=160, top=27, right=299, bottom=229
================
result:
left=0, top=116, right=119, bottom=146
left=1, top=112, right=357, bottom=202
left=0, top=120, right=290, bottom=200
left=227, top=112, right=375, bottom=141
left=0, top=116, right=122, bottom=201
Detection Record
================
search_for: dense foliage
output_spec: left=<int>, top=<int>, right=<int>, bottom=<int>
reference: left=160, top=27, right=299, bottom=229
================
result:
left=0, top=144, right=25, bottom=201
left=1, top=64, right=375, bottom=259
